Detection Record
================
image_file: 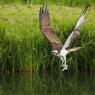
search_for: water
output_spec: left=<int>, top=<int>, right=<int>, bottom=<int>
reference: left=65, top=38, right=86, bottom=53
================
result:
left=0, top=72, right=95, bottom=95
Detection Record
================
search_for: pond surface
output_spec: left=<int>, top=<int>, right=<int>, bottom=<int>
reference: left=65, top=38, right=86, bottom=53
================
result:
left=0, top=72, right=95, bottom=95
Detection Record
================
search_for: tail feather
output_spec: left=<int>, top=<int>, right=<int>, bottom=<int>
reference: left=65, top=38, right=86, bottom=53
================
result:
left=67, top=47, right=81, bottom=53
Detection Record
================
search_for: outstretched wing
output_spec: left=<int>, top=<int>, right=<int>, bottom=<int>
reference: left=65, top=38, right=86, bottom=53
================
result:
left=63, top=5, right=89, bottom=49
left=39, top=5, right=63, bottom=51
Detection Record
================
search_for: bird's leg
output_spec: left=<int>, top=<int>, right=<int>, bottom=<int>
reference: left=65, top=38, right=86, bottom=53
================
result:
left=62, top=56, right=68, bottom=71
left=60, top=56, right=64, bottom=67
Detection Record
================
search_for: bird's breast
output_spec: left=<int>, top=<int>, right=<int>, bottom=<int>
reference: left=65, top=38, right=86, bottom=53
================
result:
left=59, top=49, right=68, bottom=57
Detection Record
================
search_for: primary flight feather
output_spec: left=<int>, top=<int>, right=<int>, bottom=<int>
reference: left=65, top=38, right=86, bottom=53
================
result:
left=39, top=5, right=63, bottom=51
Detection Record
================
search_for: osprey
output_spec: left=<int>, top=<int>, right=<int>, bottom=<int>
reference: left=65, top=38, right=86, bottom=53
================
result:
left=39, top=5, right=89, bottom=71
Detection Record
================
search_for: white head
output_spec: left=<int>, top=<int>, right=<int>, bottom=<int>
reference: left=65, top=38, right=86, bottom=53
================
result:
left=51, top=50, right=59, bottom=56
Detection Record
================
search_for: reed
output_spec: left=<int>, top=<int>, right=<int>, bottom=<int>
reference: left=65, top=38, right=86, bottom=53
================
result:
left=0, top=5, right=95, bottom=73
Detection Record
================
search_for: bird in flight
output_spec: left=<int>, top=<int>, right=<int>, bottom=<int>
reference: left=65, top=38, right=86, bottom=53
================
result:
left=39, top=5, right=89, bottom=71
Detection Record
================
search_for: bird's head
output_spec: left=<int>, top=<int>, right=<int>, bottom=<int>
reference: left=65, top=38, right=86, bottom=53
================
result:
left=51, top=50, right=59, bottom=56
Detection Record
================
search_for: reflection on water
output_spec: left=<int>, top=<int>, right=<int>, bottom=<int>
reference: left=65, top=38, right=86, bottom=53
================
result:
left=0, top=72, right=95, bottom=95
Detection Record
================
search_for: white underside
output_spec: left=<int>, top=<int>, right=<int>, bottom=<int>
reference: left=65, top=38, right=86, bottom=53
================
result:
left=58, top=49, right=69, bottom=71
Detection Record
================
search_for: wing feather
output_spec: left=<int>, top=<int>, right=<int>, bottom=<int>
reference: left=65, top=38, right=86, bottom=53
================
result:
left=39, top=5, right=63, bottom=51
left=63, top=5, right=89, bottom=49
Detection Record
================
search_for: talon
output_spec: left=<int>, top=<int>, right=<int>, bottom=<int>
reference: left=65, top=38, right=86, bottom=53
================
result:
left=62, top=65, right=68, bottom=71
left=66, top=64, right=68, bottom=68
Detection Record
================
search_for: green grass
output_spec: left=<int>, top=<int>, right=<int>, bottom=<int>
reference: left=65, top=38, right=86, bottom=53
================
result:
left=0, top=0, right=94, bottom=7
left=0, top=4, right=95, bottom=73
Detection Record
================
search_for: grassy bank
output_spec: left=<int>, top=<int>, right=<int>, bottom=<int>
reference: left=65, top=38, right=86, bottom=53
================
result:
left=0, top=0, right=95, bottom=7
left=0, top=4, right=95, bottom=73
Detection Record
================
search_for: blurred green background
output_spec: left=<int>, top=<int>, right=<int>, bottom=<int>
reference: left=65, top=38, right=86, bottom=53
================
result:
left=0, top=0, right=95, bottom=73
left=0, top=0, right=94, bottom=6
